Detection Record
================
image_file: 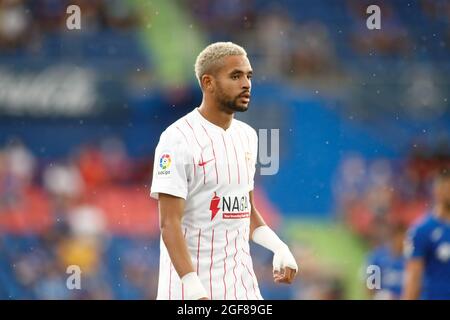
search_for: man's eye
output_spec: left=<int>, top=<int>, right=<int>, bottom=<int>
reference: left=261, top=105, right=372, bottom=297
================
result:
left=247, top=75, right=252, bottom=80
left=232, top=75, right=239, bottom=80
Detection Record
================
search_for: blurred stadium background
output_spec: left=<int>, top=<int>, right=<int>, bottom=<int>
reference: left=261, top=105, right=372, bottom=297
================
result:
left=0, top=0, right=449, bottom=299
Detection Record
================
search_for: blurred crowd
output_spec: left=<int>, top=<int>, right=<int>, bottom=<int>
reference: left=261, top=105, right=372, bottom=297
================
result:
left=182, top=0, right=450, bottom=82
left=0, top=0, right=137, bottom=51
left=0, top=138, right=160, bottom=299
left=182, top=0, right=340, bottom=81
left=3, top=0, right=449, bottom=81
left=334, top=138, right=450, bottom=245
left=334, top=138, right=450, bottom=299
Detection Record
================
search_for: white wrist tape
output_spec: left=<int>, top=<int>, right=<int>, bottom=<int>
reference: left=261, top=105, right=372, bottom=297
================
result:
left=181, top=272, right=208, bottom=300
left=252, top=225, right=286, bottom=252
left=252, top=225, right=298, bottom=272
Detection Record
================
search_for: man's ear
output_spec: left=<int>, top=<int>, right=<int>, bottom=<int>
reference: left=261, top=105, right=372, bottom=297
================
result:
left=201, top=74, right=214, bottom=92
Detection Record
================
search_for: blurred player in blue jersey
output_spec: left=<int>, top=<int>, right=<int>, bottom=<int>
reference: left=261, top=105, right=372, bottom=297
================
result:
left=366, top=223, right=406, bottom=299
left=403, top=168, right=450, bottom=299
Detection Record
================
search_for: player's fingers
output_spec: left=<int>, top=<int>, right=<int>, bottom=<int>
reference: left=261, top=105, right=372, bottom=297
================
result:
left=274, top=268, right=286, bottom=277
left=273, top=268, right=282, bottom=278
left=273, top=272, right=282, bottom=282
left=273, top=269, right=283, bottom=281
left=273, top=268, right=286, bottom=283
left=274, top=268, right=296, bottom=284
left=284, top=267, right=296, bottom=283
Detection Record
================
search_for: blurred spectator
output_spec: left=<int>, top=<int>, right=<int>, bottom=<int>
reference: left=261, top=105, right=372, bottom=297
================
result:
left=348, top=1, right=411, bottom=56
left=184, top=0, right=256, bottom=41
left=402, top=65, right=445, bottom=119
left=0, top=0, right=32, bottom=50
left=4, top=139, right=36, bottom=187
left=103, top=0, right=138, bottom=31
left=0, top=139, right=35, bottom=211
left=333, top=153, right=367, bottom=216
left=364, top=223, right=407, bottom=300
left=76, top=145, right=108, bottom=189
left=43, top=162, right=84, bottom=200
left=99, top=138, right=131, bottom=184
left=69, top=0, right=104, bottom=32
left=420, top=0, right=450, bottom=23
left=290, top=21, right=339, bottom=79
left=32, top=0, right=67, bottom=33
left=253, top=8, right=294, bottom=79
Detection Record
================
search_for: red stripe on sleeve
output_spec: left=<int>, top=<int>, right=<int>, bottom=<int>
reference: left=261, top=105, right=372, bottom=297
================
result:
left=230, top=131, right=240, bottom=184
left=221, top=133, right=231, bottom=184
left=201, top=124, right=219, bottom=184
left=176, top=125, right=189, bottom=143
left=236, top=128, right=249, bottom=185
left=185, top=119, right=206, bottom=184
left=176, top=125, right=196, bottom=181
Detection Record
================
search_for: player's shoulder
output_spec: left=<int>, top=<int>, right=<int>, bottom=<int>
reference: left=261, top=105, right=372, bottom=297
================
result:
left=159, top=110, right=195, bottom=143
left=234, top=118, right=258, bottom=139
left=408, top=214, right=437, bottom=237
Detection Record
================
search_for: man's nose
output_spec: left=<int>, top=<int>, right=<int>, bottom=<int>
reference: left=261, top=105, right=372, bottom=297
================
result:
left=241, top=77, right=251, bottom=90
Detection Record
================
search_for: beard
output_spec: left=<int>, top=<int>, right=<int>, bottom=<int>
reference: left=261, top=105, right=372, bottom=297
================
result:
left=444, top=200, right=450, bottom=211
left=215, top=85, right=249, bottom=114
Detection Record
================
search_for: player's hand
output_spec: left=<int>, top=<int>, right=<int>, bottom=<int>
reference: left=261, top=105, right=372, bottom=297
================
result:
left=272, top=245, right=298, bottom=284
left=273, top=267, right=297, bottom=284
left=181, top=272, right=209, bottom=299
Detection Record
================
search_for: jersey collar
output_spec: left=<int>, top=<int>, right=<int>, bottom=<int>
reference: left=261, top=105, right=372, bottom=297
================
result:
left=194, top=108, right=235, bottom=133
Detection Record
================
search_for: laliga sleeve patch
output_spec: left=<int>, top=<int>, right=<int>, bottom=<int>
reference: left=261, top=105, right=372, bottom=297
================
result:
left=157, top=152, right=173, bottom=178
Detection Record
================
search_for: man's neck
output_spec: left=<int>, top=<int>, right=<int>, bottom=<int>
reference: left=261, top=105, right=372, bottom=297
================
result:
left=198, top=100, right=233, bottom=130
left=435, top=205, right=450, bottom=223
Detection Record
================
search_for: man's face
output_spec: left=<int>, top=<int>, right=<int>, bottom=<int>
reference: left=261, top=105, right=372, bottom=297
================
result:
left=211, top=55, right=253, bottom=113
left=434, top=178, right=450, bottom=211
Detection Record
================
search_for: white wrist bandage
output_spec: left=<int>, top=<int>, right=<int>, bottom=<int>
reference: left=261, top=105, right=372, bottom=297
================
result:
left=181, top=272, right=208, bottom=300
left=252, top=225, right=298, bottom=272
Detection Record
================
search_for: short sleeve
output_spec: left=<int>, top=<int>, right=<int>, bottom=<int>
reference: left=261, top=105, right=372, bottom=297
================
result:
left=404, top=224, right=429, bottom=260
left=150, top=129, right=190, bottom=200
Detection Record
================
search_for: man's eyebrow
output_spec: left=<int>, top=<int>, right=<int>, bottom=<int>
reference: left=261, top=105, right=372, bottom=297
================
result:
left=229, top=69, right=253, bottom=74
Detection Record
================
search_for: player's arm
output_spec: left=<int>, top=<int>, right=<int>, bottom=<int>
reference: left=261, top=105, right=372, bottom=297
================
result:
left=159, top=193, right=208, bottom=300
left=402, top=224, right=428, bottom=300
left=249, top=191, right=267, bottom=235
left=249, top=191, right=298, bottom=284
left=403, top=258, right=424, bottom=300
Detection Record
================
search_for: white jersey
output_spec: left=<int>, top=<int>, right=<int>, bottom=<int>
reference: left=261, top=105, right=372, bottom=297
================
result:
left=150, top=108, right=262, bottom=300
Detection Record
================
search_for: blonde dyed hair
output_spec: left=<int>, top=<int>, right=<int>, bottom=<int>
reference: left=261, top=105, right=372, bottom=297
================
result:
left=194, top=42, right=247, bottom=88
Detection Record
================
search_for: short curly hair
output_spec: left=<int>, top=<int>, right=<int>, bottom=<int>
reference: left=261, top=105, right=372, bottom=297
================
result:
left=194, top=42, right=247, bottom=88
